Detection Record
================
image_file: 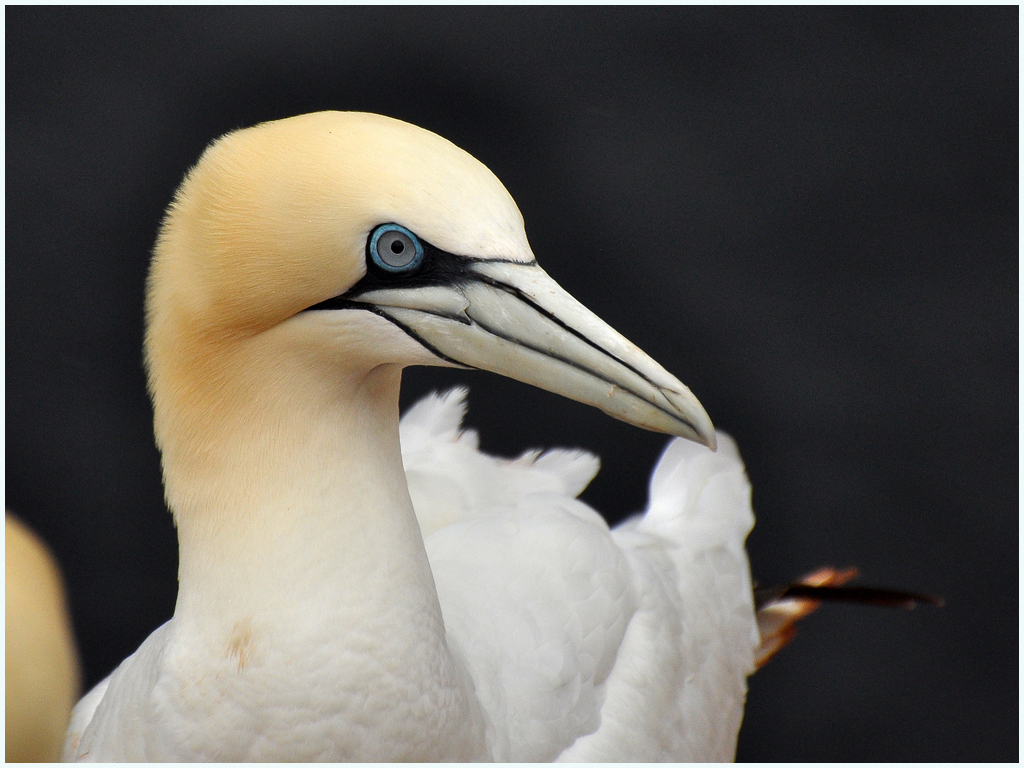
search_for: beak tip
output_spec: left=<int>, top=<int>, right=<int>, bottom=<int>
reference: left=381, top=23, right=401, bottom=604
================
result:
left=696, top=406, right=717, bottom=451
left=689, top=415, right=717, bottom=452
left=704, top=429, right=718, bottom=452
left=662, top=386, right=717, bottom=451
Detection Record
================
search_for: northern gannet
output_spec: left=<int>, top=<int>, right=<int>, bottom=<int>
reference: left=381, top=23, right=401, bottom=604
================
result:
left=62, top=111, right=764, bottom=761
left=7, top=514, right=81, bottom=762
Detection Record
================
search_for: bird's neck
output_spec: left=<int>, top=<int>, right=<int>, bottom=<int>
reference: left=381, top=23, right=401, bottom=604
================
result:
left=150, top=317, right=487, bottom=759
left=168, top=361, right=428, bottom=624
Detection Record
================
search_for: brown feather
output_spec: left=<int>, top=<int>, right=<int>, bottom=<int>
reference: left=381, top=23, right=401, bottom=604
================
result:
left=753, top=567, right=942, bottom=669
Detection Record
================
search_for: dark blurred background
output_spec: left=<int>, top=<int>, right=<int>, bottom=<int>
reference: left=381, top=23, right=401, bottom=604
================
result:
left=6, top=7, right=1017, bottom=761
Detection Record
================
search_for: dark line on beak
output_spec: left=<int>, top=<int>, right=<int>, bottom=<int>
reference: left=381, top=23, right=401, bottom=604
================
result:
left=307, top=300, right=470, bottom=368
left=463, top=310, right=700, bottom=437
left=378, top=313, right=471, bottom=369
left=465, top=256, right=539, bottom=267
left=472, top=271, right=675, bottom=405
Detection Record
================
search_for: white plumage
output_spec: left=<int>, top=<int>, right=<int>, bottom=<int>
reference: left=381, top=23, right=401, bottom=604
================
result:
left=408, top=389, right=756, bottom=761
left=62, top=111, right=760, bottom=761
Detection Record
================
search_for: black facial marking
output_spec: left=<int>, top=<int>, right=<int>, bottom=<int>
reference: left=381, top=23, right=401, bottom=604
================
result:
left=307, top=228, right=475, bottom=312
left=306, top=224, right=532, bottom=311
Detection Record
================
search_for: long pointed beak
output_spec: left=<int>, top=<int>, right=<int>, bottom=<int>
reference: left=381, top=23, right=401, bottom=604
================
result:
left=351, top=261, right=716, bottom=449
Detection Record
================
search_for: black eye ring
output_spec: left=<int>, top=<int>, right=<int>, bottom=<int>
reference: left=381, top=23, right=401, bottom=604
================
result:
left=368, top=224, right=425, bottom=273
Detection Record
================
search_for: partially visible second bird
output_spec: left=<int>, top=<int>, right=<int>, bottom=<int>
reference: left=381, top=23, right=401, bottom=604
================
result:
left=7, top=514, right=81, bottom=762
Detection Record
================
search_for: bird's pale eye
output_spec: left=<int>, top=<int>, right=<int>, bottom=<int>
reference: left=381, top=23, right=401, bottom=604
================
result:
left=369, top=224, right=425, bottom=273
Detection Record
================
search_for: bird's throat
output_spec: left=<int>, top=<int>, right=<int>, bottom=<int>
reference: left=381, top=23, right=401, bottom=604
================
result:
left=147, top=313, right=488, bottom=759
left=166, top=355, right=428, bottom=621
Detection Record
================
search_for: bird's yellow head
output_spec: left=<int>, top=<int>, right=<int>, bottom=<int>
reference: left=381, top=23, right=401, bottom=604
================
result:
left=148, top=111, right=531, bottom=339
left=145, top=111, right=714, bottom=470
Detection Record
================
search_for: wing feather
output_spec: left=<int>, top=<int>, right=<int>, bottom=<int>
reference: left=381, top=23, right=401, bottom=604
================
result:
left=402, top=391, right=758, bottom=761
left=401, top=389, right=599, bottom=538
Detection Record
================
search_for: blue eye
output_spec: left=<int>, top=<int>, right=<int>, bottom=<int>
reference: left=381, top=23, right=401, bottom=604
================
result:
left=369, top=224, right=424, bottom=273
